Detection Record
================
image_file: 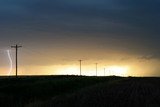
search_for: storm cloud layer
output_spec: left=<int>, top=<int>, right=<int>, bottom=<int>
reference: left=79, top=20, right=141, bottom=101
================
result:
left=0, top=0, right=160, bottom=75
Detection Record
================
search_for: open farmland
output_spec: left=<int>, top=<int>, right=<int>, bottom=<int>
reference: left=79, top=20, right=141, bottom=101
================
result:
left=0, top=76, right=159, bottom=107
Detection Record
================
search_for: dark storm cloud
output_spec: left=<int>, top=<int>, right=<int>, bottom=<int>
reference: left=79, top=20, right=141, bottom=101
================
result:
left=138, top=53, right=160, bottom=61
left=1, top=0, right=160, bottom=33
left=0, top=0, right=160, bottom=60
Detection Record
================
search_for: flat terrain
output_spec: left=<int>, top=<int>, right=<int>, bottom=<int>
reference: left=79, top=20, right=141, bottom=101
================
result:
left=0, top=76, right=159, bottom=107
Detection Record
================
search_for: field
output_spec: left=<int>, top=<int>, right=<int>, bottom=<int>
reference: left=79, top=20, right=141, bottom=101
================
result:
left=0, top=76, right=160, bottom=107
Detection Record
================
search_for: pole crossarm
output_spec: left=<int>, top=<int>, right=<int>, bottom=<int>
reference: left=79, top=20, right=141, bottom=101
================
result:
left=11, top=46, right=22, bottom=48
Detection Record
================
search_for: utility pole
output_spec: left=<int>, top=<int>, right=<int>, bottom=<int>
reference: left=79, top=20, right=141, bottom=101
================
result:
left=11, top=44, right=22, bottom=78
left=79, top=60, right=82, bottom=76
left=95, top=63, right=98, bottom=76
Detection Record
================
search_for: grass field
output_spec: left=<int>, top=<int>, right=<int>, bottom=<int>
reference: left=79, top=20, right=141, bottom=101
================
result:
left=0, top=76, right=159, bottom=107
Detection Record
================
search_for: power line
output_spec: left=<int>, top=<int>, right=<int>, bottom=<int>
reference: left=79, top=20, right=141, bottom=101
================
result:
left=11, top=44, right=22, bottom=78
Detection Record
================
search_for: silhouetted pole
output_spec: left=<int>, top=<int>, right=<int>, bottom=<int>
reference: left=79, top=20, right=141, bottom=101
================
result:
left=11, top=44, right=22, bottom=78
left=95, top=63, right=98, bottom=76
left=79, top=60, right=82, bottom=76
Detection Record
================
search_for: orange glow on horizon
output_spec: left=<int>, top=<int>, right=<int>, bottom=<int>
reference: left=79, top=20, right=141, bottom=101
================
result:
left=106, top=66, right=129, bottom=76
left=3, top=64, right=130, bottom=76
left=54, top=65, right=130, bottom=76
left=2, top=62, right=159, bottom=77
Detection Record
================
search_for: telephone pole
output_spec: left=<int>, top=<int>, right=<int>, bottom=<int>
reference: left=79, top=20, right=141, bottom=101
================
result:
left=79, top=60, right=82, bottom=76
left=11, top=44, right=22, bottom=78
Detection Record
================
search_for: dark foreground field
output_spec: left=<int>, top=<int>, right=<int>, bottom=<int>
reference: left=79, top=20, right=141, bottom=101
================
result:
left=0, top=76, right=160, bottom=107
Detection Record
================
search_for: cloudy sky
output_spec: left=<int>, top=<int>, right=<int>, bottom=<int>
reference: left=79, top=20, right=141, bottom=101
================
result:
left=0, top=0, right=160, bottom=76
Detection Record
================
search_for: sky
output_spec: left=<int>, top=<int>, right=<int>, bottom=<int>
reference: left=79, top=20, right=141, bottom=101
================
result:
left=0, top=0, right=160, bottom=76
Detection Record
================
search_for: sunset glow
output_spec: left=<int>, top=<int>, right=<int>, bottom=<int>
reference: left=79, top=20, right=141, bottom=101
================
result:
left=106, top=66, right=129, bottom=76
left=24, top=65, right=130, bottom=76
left=0, top=0, right=160, bottom=77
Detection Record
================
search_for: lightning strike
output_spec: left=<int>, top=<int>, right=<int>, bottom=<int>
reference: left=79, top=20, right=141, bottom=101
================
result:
left=7, top=50, right=13, bottom=76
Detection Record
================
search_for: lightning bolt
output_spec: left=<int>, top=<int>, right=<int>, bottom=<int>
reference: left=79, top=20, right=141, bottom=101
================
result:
left=7, top=50, right=13, bottom=76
